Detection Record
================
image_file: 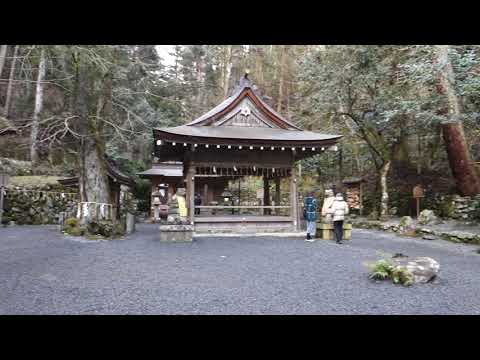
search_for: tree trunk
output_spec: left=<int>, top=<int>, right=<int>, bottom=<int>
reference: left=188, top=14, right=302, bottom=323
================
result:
left=3, top=45, right=19, bottom=118
left=379, top=160, right=391, bottom=219
left=73, top=56, right=111, bottom=216
left=277, top=46, right=286, bottom=113
left=0, top=45, right=7, bottom=79
left=30, top=48, right=47, bottom=170
left=222, top=45, right=232, bottom=98
left=254, top=46, right=264, bottom=88
left=435, top=45, right=480, bottom=196
left=442, top=122, right=480, bottom=196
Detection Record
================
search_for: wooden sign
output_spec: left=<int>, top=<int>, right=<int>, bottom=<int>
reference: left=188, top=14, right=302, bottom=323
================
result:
left=413, top=185, right=424, bottom=198
left=256, top=188, right=264, bottom=199
left=413, top=185, right=424, bottom=218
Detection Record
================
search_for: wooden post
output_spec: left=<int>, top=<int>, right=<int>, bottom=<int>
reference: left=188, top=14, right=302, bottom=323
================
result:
left=416, top=198, right=420, bottom=218
left=263, top=177, right=270, bottom=215
left=0, top=174, right=10, bottom=225
left=290, top=165, right=298, bottom=231
left=359, top=182, right=364, bottom=216
left=275, top=177, right=281, bottom=215
left=203, top=183, right=208, bottom=204
left=186, top=165, right=195, bottom=225
left=0, top=187, right=4, bottom=225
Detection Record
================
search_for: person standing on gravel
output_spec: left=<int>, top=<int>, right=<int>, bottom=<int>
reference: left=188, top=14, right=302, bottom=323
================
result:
left=321, top=189, right=335, bottom=222
left=303, top=191, right=318, bottom=242
left=329, top=193, right=349, bottom=244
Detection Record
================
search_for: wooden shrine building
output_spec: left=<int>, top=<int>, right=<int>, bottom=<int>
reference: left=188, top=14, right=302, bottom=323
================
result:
left=149, top=73, right=342, bottom=233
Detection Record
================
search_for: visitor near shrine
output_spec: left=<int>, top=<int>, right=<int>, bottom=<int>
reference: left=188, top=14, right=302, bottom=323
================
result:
left=329, top=193, right=349, bottom=244
left=321, top=189, right=335, bottom=222
left=174, top=188, right=188, bottom=218
left=303, top=191, right=318, bottom=241
left=194, top=193, right=202, bottom=215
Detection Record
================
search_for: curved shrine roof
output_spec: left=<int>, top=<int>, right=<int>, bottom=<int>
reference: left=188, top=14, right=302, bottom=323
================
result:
left=155, top=125, right=341, bottom=145
left=154, top=74, right=342, bottom=146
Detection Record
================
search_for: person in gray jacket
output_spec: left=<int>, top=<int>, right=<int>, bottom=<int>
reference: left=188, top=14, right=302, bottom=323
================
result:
left=329, top=193, right=349, bottom=244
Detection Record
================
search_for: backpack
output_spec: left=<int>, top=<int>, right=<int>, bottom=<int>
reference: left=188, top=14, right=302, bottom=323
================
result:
left=303, top=197, right=317, bottom=220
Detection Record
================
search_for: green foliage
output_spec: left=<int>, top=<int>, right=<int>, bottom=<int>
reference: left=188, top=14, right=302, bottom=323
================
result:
left=66, top=226, right=84, bottom=236
left=64, top=217, right=84, bottom=236
left=367, top=258, right=414, bottom=286
left=435, top=196, right=457, bottom=219
left=391, top=267, right=414, bottom=287
left=368, top=259, right=395, bottom=281
left=472, top=200, right=480, bottom=221
left=65, top=217, right=79, bottom=228
left=133, top=179, right=151, bottom=213
left=86, top=220, right=124, bottom=238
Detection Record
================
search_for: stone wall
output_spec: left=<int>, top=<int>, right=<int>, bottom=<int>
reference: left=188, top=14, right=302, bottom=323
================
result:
left=2, top=185, right=78, bottom=225
left=432, top=194, right=480, bottom=221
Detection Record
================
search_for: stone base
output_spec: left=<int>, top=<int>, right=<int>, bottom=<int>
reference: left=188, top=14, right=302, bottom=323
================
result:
left=317, top=222, right=352, bottom=240
left=159, top=224, right=194, bottom=242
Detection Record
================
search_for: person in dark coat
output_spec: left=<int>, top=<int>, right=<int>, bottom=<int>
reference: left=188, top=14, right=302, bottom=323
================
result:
left=194, top=193, right=202, bottom=215
left=303, top=191, right=318, bottom=242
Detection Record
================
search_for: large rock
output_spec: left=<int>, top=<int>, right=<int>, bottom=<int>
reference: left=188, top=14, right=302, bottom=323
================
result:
left=418, top=209, right=437, bottom=225
left=398, top=216, right=416, bottom=235
left=394, top=257, right=440, bottom=283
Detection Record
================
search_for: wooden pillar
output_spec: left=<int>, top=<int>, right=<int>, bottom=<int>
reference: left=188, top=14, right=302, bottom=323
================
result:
left=0, top=186, right=4, bottom=225
left=290, top=165, right=298, bottom=230
left=275, top=177, right=281, bottom=215
left=186, top=165, right=195, bottom=225
left=203, top=183, right=208, bottom=204
left=263, top=176, right=270, bottom=215
left=359, top=182, right=364, bottom=216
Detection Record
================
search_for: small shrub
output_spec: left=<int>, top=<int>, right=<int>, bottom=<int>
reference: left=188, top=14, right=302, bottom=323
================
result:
left=390, top=266, right=414, bottom=287
left=65, top=226, right=84, bottom=236
left=86, top=220, right=116, bottom=238
left=367, top=257, right=415, bottom=286
left=113, top=222, right=125, bottom=237
left=472, top=201, right=480, bottom=222
left=65, top=218, right=79, bottom=228
left=368, top=259, right=394, bottom=281
left=435, top=197, right=456, bottom=219
left=64, top=217, right=84, bottom=236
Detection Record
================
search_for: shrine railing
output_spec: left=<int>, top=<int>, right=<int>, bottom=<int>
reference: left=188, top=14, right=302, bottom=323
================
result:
left=77, top=202, right=114, bottom=221
left=194, top=205, right=291, bottom=216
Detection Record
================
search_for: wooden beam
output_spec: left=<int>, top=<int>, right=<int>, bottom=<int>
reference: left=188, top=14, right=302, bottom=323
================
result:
left=195, top=206, right=291, bottom=209
left=186, top=165, right=195, bottom=224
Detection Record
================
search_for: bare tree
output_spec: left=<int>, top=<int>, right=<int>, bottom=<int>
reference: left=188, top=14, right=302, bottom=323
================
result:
left=30, top=48, right=47, bottom=169
left=0, top=45, right=7, bottom=78
left=3, top=45, right=19, bottom=118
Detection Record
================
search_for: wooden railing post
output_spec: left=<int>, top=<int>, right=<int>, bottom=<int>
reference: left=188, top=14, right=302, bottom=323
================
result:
left=290, top=165, right=298, bottom=230
left=186, top=165, right=196, bottom=225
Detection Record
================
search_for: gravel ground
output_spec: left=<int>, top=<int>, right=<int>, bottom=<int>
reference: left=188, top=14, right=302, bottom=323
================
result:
left=1, top=224, right=480, bottom=315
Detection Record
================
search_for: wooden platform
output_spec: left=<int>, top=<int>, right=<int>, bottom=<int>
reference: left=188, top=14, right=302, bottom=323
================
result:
left=195, top=215, right=291, bottom=223
left=194, top=215, right=295, bottom=234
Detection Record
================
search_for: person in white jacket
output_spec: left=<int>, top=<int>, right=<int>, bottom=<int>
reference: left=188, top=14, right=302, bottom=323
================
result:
left=328, top=193, right=349, bottom=244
